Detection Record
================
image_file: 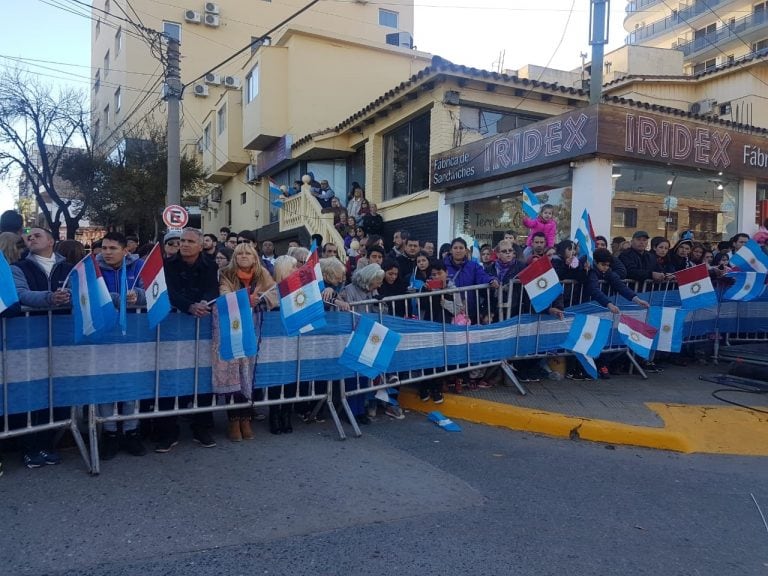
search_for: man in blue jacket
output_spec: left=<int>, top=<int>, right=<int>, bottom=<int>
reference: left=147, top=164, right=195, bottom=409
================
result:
left=94, top=231, right=147, bottom=460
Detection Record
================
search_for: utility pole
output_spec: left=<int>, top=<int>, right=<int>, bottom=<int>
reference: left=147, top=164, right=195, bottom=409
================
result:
left=589, top=0, right=610, bottom=105
left=164, top=37, right=182, bottom=207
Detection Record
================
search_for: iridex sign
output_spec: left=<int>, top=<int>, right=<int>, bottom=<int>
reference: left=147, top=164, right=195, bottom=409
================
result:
left=162, top=204, right=189, bottom=229
left=430, top=104, right=768, bottom=190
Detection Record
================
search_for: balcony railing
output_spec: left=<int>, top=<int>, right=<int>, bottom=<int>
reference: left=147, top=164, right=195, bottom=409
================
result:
left=626, top=0, right=726, bottom=44
left=626, top=0, right=661, bottom=15
left=674, top=10, right=768, bottom=58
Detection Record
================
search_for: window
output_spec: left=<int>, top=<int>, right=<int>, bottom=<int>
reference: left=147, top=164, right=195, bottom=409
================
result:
left=383, top=112, right=430, bottom=199
left=613, top=207, right=637, bottom=228
left=163, top=21, right=181, bottom=42
left=94, top=69, right=100, bottom=93
left=217, top=104, right=227, bottom=135
left=203, top=123, right=211, bottom=150
left=461, top=108, right=546, bottom=137
left=240, top=192, right=247, bottom=205
left=114, top=87, right=121, bottom=113
left=719, top=102, right=732, bottom=115
left=754, top=38, right=768, bottom=52
left=103, top=104, right=110, bottom=127
left=246, top=65, right=259, bottom=103
left=115, top=27, right=122, bottom=55
left=692, top=58, right=716, bottom=74
left=694, top=23, right=716, bottom=39
left=225, top=200, right=232, bottom=226
left=103, top=50, right=110, bottom=77
left=379, top=8, right=399, bottom=28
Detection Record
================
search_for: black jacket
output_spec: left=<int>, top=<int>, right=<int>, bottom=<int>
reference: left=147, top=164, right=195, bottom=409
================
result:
left=361, top=213, right=385, bottom=237
left=619, top=248, right=656, bottom=283
left=164, top=254, right=219, bottom=314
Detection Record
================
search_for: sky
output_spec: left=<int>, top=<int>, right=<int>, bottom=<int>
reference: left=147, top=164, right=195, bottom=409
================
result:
left=0, top=0, right=628, bottom=213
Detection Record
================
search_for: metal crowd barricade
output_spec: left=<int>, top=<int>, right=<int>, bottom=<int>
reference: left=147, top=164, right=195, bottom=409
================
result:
left=1, top=311, right=92, bottom=472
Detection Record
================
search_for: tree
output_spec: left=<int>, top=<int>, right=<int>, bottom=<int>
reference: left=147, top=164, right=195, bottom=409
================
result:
left=0, top=68, right=89, bottom=239
left=60, top=120, right=206, bottom=241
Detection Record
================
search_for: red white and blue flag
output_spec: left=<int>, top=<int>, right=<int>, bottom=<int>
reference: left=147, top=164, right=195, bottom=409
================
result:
left=675, top=263, right=717, bottom=309
left=278, top=261, right=326, bottom=336
left=617, top=314, right=657, bottom=360
left=518, top=256, right=563, bottom=313
left=215, top=289, right=258, bottom=360
left=730, top=239, right=768, bottom=273
left=71, top=255, right=116, bottom=342
left=0, top=251, right=19, bottom=314
left=138, top=243, right=171, bottom=330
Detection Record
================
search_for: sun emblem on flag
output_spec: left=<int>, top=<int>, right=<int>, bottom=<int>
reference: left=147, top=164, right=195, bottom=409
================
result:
left=294, top=290, right=307, bottom=307
left=231, top=319, right=241, bottom=331
left=80, top=294, right=87, bottom=306
left=749, top=257, right=757, bottom=265
left=690, top=282, right=701, bottom=294
left=583, top=332, right=593, bottom=341
left=370, top=334, right=382, bottom=345
left=630, top=332, right=640, bottom=343
left=152, top=282, right=159, bottom=298
left=662, top=324, right=671, bottom=333
left=536, top=278, right=548, bottom=289
left=744, top=283, right=752, bottom=291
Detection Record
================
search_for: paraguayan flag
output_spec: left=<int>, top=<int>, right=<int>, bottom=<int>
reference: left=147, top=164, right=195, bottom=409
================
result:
left=338, top=314, right=402, bottom=379
left=518, top=256, right=563, bottom=313
left=675, top=263, right=717, bottom=309
left=617, top=314, right=658, bottom=360
left=137, top=243, right=171, bottom=330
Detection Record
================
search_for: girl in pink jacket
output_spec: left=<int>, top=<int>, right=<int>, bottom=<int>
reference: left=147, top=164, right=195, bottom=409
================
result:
left=523, top=204, right=557, bottom=248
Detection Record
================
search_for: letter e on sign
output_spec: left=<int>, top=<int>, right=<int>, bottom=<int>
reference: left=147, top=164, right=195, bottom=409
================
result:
left=162, top=205, right=189, bottom=229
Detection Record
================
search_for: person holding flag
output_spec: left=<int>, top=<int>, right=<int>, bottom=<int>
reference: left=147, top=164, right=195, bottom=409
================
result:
left=94, top=232, right=147, bottom=460
left=212, top=243, right=277, bottom=442
left=586, top=249, right=650, bottom=315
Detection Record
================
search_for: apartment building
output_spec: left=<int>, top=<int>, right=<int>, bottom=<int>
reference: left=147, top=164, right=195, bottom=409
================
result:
left=624, top=0, right=768, bottom=74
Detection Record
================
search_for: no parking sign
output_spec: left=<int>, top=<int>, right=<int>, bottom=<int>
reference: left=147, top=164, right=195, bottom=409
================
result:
left=162, top=204, right=189, bottom=229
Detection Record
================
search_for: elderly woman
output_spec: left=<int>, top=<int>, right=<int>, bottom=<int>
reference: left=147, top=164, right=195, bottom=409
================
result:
left=319, top=257, right=350, bottom=312
left=213, top=243, right=277, bottom=442
left=286, top=246, right=309, bottom=266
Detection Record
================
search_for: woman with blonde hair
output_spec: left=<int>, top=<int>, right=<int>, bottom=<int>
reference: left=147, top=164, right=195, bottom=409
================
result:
left=212, top=243, right=278, bottom=442
left=0, top=231, right=22, bottom=264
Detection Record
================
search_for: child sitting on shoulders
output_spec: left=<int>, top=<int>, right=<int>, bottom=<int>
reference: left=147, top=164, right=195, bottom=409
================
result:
left=523, top=203, right=557, bottom=259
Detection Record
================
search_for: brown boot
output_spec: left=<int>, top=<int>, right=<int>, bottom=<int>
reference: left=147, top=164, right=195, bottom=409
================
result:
left=240, top=418, right=254, bottom=440
left=227, top=419, right=242, bottom=442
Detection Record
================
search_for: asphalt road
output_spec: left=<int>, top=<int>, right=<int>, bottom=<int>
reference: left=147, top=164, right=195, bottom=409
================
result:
left=2, top=415, right=767, bottom=576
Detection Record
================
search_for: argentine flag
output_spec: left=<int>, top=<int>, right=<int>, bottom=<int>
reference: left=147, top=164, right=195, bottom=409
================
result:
left=518, top=256, right=563, bottom=313
left=574, top=208, right=596, bottom=265
left=71, top=255, right=113, bottom=342
left=215, top=289, right=258, bottom=360
left=522, top=185, right=541, bottom=219
left=561, top=313, right=612, bottom=378
left=646, top=306, right=685, bottom=353
left=723, top=271, right=766, bottom=301
left=730, top=239, right=768, bottom=273
left=675, top=263, right=717, bottom=309
left=617, top=314, right=657, bottom=360
left=338, top=314, right=402, bottom=378
left=0, top=252, right=19, bottom=314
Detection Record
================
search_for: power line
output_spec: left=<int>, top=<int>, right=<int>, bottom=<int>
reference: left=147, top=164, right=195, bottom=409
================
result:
left=0, top=54, right=159, bottom=77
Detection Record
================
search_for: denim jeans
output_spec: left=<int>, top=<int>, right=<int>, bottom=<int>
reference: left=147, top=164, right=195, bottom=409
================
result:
left=98, top=401, right=138, bottom=433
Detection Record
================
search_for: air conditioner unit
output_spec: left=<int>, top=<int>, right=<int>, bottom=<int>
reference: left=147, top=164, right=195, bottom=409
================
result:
left=246, top=164, right=260, bottom=183
left=385, top=31, right=413, bottom=49
left=204, top=14, right=220, bottom=27
left=184, top=10, right=201, bottom=23
left=193, top=84, right=209, bottom=97
left=204, top=2, right=219, bottom=14
left=689, top=99, right=716, bottom=115
left=204, top=73, right=221, bottom=85
left=223, top=75, right=241, bottom=88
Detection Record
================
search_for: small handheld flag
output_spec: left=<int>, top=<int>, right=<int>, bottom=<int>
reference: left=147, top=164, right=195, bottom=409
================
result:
left=646, top=306, right=685, bottom=353
left=675, top=264, right=717, bottom=309
left=617, top=314, right=657, bottom=360
left=137, top=244, right=171, bottom=330
left=71, top=255, right=111, bottom=342
left=119, top=256, right=128, bottom=336
left=518, top=256, right=563, bottom=313
left=522, top=185, right=541, bottom=219
left=215, top=289, right=258, bottom=360
left=730, top=239, right=768, bottom=273
left=338, top=314, right=401, bottom=378
left=561, top=313, right=612, bottom=378
left=278, top=261, right=326, bottom=336
left=0, top=252, right=19, bottom=314
left=574, top=208, right=596, bottom=265
left=268, top=178, right=281, bottom=196
left=723, top=271, right=766, bottom=301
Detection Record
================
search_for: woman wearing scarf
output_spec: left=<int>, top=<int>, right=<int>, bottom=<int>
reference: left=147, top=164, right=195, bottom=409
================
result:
left=484, top=239, right=526, bottom=321
left=212, top=243, right=278, bottom=442
left=443, top=238, right=499, bottom=324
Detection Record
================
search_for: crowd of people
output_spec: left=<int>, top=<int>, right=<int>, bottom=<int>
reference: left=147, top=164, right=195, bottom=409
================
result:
left=0, top=202, right=765, bottom=476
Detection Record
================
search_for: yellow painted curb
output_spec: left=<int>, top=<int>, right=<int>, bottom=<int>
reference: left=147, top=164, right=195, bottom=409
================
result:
left=402, top=389, right=768, bottom=455
left=400, top=389, right=694, bottom=453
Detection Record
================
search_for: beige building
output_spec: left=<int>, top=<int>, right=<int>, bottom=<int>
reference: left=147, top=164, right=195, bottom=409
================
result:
left=624, top=0, right=768, bottom=74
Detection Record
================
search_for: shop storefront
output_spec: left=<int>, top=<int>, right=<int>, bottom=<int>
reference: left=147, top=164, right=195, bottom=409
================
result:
left=432, top=103, right=767, bottom=247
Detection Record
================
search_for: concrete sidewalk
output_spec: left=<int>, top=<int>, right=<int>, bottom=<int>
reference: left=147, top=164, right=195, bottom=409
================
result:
left=399, top=361, right=768, bottom=456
